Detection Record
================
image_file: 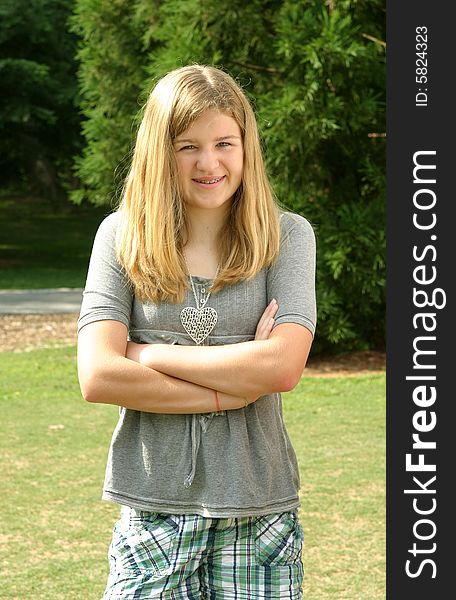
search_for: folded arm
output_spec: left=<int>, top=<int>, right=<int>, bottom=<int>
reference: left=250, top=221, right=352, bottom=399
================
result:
left=127, top=321, right=313, bottom=398
left=77, top=320, right=249, bottom=413
left=125, top=216, right=316, bottom=397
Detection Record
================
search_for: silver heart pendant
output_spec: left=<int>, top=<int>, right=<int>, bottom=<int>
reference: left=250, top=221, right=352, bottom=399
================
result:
left=180, top=306, right=218, bottom=344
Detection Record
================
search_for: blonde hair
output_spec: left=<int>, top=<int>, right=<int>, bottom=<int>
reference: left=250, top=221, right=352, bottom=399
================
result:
left=116, top=64, right=281, bottom=303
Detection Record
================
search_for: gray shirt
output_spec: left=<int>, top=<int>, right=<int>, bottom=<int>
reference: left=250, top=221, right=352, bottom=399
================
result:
left=78, top=210, right=316, bottom=517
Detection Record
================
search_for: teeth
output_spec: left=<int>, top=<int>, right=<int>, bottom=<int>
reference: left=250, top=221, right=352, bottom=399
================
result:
left=195, top=177, right=222, bottom=184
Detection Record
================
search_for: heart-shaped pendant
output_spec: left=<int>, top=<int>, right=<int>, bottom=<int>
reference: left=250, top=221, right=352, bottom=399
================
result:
left=180, top=306, right=218, bottom=344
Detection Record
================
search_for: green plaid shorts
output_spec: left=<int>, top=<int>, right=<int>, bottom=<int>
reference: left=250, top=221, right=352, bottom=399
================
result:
left=102, top=507, right=304, bottom=599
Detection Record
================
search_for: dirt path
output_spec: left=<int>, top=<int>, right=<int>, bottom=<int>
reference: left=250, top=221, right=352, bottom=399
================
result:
left=0, top=314, right=385, bottom=377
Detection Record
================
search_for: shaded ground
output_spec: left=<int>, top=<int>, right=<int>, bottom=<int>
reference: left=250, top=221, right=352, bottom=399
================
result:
left=0, top=195, right=106, bottom=289
left=0, top=313, right=385, bottom=376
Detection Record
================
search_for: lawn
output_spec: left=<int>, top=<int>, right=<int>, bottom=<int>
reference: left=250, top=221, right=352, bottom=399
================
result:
left=0, top=195, right=107, bottom=289
left=0, top=347, right=385, bottom=599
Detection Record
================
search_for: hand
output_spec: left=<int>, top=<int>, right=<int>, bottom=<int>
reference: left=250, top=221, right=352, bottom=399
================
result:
left=126, top=341, right=168, bottom=369
left=219, top=391, right=255, bottom=410
left=255, top=298, right=279, bottom=341
left=126, top=341, right=146, bottom=363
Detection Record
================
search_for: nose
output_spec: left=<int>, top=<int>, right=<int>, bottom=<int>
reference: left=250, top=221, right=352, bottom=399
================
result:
left=196, top=149, right=219, bottom=172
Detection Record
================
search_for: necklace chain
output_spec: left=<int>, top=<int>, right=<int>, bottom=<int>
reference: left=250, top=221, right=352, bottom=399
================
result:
left=184, top=257, right=220, bottom=309
left=188, top=274, right=211, bottom=308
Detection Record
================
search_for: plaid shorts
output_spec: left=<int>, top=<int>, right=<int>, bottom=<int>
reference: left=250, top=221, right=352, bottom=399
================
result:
left=102, top=507, right=304, bottom=599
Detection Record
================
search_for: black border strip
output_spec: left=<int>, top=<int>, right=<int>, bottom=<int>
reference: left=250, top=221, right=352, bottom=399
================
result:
left=387, top=2, right=454, bottom=597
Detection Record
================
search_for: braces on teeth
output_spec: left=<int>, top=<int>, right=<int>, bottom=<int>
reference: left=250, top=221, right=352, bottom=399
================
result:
left=194, top=177, right=222, bottom=184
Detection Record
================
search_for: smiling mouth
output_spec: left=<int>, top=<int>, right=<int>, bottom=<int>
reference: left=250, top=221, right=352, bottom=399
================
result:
left=192, top=176, right=225, bottom=184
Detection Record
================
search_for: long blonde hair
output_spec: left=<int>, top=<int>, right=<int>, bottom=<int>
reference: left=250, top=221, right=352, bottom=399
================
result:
left=116, top=64, right=281, bottom=303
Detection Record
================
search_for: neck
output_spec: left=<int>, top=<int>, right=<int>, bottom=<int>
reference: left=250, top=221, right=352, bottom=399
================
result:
left=184, top=206, right=230, bottom=247
left=183, top=207, right=229, bottom=278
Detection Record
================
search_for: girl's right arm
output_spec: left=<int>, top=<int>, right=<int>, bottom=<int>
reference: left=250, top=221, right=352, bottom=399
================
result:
left=77, top=319, right=248, bottom=414
left=77, top=215, right=247, bottom=414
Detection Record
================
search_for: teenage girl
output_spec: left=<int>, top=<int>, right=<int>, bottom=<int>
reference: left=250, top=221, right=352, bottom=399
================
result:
left=77, top=64, right=316, bottom=599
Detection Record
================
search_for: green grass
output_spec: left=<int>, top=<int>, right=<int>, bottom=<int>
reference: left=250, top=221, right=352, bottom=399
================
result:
left=0, top=196, right=108, bottom=289
left=0, top=347, right=385, bottom=599
left=289, top=375, right=385, bottom=599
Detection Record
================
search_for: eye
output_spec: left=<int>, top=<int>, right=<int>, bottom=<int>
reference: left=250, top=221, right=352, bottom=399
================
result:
left=179, top=144, right=196, bottom=151
left=217, top=141, right=231, bottom=148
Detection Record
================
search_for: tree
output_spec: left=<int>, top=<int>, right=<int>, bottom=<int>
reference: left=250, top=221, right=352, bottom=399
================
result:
left=261, top=2, right=386, bottom=350
left=0, top=0, right=80, bottom=201
left=69, top=0, right=160, bottom=206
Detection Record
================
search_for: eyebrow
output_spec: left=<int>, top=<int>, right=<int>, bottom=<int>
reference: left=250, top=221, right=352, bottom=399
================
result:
left=173, top=135, right=241, bottom=144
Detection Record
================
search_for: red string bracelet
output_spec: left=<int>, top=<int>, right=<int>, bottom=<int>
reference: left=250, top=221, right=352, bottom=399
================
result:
left=214, top=389, right=221, bottom=413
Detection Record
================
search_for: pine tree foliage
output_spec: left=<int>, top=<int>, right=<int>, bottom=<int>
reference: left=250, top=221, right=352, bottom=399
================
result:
left=71, top=0, right=385, bottom=351
left=69, top=0, right=161, bottom=205
left=0, top=0, right=80, bottom=199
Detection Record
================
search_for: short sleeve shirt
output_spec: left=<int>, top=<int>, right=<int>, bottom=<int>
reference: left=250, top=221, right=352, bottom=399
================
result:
left=78, top=210, right=316, bottom=517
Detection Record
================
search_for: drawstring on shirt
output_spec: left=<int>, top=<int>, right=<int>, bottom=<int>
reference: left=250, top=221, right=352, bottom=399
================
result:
left=184, top=412, right=220, bottom=488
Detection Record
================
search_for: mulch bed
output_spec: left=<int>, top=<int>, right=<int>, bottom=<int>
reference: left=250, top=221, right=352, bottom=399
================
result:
left=0, top=313, right=79, bottom=353
left=306, top=349, right=385, bottom=377
left=0, top=314, right=385, bottom=377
